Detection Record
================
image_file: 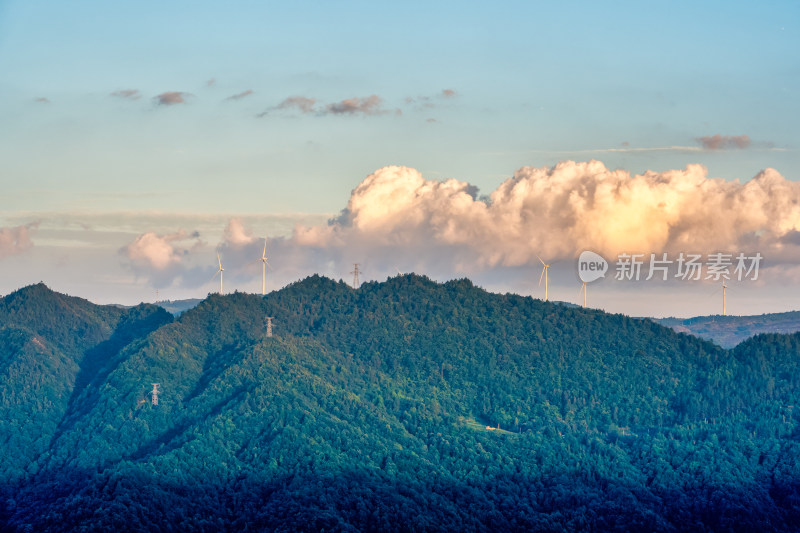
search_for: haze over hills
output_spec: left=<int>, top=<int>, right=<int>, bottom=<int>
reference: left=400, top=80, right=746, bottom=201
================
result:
left=154, top=298, right=203, bottom=316
left=1, top=276, right=799, bottom=531
left=656, top=312, right=800, bottom=349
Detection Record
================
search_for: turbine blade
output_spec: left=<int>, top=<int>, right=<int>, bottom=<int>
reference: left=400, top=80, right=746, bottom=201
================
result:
left=536, top=255, right=546, bottom=266
left=217, top=253, right=222, bottom=269
left=539, top=265, right=545, bottom=286
left=263, top=237, right=267, bottom=257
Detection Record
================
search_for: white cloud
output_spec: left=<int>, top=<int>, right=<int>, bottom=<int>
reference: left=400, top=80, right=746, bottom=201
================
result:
left=124, top=231, right=196, bottom=270
left=223, top=218, right=256, bottom=247
left=292, top=162, right=800, bottom=271
left=121, top=230, right=206, bottom=289
left=0, top=224, right=37, bottom=259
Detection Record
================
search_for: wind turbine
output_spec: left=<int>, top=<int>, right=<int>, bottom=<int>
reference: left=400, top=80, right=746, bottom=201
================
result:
left=260, top=238, right=270, bottom=295
left=579, top=281, right=587, bottom=307
left=709, top=279, right=729, bottom=316
left=538, top=256, right=550, bottom=302
left=214, top=253, right=224, bottom=294
left=722, top=280, right=727, bottom=316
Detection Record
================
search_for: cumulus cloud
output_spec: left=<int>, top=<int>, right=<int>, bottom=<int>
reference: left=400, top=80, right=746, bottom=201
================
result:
left=293, top=162, right=800, bottom=273
left=225, top=89, right=254, bottom=101
left=0, top=224, right=37, bottom=259
left=120, top=230, right=216, bottom=288
left=696, top=134, right=751, bottom=150
left=154, top=92, right=191, bottom=106
left=124, top=231, right=198, bottom=269
left=111, top=89, right=141, bottom=100
left=222, top=218, right=256, bottom=247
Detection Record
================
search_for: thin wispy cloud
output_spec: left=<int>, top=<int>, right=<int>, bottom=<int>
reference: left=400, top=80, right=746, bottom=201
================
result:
left=500, top=142, right=788, bottom=157
left=405, top=89, right=459, bottom=110
left=33, top=97, right=50, bottom=104
left=696, top=134, right=751, bottom=150
left=154, top=91, right=191, bottom=106
left=207, top=77, right=216, bottom=87
left=280, top=96, right=317, bottom=113
left=283, top=96, right=316, bottom=113
left=578, top=146, right=703, bottom=154
left=485, top=146, right=703, bottom=157
left=256, top=96, right=317, bottom=117
left=259, top=95, right=398, bottom=117
left=325, top=95, right=390, bottom=115
left=225, top=89, right=254, bottom=101
left=111, top=89, right=141, bottom=100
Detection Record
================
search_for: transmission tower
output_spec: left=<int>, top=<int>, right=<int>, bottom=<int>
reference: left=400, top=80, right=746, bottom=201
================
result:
left=265, top=316, right=274, bottom=338
left=350, top=263, right=361, bottom=289
left=151, top=383, right=160, bottom=406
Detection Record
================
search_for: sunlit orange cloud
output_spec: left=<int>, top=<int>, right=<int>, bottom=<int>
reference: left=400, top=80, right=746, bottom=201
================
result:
left=294, top=161, right=800, bottom=266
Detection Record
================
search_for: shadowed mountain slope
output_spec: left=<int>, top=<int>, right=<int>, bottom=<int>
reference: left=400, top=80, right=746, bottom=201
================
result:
left=1, top=276, right=799, bottom=531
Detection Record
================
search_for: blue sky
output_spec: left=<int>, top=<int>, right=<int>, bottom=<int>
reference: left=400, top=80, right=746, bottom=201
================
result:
left=1, top=1, right=798, bottom=316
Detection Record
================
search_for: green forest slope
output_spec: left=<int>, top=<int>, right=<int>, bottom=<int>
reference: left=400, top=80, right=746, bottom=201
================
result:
left=0, top=277, right=798, bottom=531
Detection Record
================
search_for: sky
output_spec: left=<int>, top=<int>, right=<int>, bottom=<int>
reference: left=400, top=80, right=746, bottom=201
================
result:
left=1, top=0, right=799, bottom=317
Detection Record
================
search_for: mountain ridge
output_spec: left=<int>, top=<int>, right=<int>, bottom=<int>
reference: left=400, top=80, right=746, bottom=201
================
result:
left=1, top=275, right=799, bottom=531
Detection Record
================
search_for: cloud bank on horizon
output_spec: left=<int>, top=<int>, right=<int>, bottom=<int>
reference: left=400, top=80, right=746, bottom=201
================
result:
left=294, top=161, right=800, bottom=266
left=109, top=161, right=800, bottom=291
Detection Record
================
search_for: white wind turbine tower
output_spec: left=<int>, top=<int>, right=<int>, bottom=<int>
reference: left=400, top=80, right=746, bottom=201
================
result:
left=722, top=280, right=727, bottom=316
left=214, top=253, right=225, bottom=294
left=538, top=256, right=550, bottom=302
left=710, top=279, right=729, bottom=316
left=579, top=281, right=587, bottom=307
left=260, top=238, right=270, bottom=295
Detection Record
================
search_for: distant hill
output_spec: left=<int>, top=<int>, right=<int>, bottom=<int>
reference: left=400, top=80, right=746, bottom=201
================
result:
left=155, top=297, right=202, bottom=316
left=1, top=276, right=799, bottom=531
left=657, top=310, right=800, bottom=348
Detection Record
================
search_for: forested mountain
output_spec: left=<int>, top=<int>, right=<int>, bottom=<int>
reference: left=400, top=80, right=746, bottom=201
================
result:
left=657, top=311, right=800, bottom=348
left=1, top=276, right=799, bottom=531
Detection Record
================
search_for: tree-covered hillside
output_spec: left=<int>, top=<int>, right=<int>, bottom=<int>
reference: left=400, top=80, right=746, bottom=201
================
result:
left=1, top=276, right=799, bottom=531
